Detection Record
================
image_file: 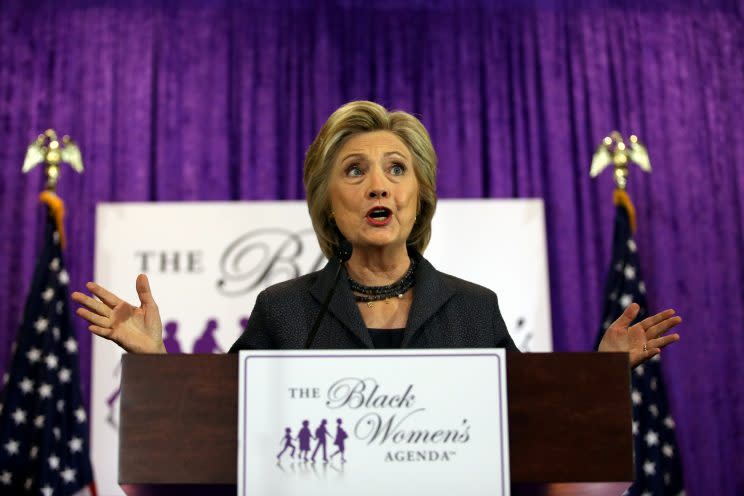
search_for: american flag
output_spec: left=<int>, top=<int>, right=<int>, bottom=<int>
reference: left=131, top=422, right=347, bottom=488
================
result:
left=595, top=190, right=684, bottom=496
left=0, top=199, right=94, bottom=495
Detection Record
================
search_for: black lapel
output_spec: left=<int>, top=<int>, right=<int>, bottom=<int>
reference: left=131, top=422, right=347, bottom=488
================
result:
left=402, top=254, right=455, bottom=348
left=310, top=259, right=373, bottom=348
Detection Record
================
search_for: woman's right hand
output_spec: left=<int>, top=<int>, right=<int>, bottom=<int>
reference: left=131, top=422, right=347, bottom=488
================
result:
left=71, top=274, right=166, bottom=354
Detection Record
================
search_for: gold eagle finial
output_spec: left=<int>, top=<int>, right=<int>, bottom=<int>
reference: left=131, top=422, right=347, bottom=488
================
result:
left=590, top=131, right=651, bottom=189
left=22, top=129, right=84, bottom=191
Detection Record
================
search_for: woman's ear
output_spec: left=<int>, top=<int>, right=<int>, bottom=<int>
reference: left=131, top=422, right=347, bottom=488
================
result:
left=333, top=226, right=352, bottom=262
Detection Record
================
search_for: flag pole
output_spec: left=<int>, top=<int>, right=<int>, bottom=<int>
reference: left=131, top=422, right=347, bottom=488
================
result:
left=590, top=133, right=685, bottom=495
left=0, top=131, right=95, bottom=494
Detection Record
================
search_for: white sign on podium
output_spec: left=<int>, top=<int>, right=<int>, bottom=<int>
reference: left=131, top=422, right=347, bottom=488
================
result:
left=238, top=349, right=510, bottom=496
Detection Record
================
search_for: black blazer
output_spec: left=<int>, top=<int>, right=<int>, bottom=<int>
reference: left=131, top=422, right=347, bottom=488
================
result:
left=228, top=252, right=519, bottom=351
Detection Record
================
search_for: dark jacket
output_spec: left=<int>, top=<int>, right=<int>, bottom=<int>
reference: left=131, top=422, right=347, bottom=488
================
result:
left=228, top=252, right=518, bottom=351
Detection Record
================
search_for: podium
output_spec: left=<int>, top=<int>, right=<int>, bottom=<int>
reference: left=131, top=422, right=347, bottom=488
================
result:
left=118, top=353, right=633, bottom=495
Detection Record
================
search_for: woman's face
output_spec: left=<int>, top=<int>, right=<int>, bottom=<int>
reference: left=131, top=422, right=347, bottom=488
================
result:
left=328, top=131, right=419, bottom=254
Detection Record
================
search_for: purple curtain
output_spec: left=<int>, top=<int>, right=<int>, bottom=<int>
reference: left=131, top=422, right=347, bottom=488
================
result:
left=1, top=1, right=742, bottom=493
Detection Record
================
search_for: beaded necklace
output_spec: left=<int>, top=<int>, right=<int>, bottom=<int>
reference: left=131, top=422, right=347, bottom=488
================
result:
left=349, top=258, right=416, bottom=308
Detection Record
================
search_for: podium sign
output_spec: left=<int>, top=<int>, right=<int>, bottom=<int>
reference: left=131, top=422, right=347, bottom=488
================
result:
left=238, top=350, right=510, bottom=496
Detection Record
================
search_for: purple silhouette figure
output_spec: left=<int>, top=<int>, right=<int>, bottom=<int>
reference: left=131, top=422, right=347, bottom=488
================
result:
left=277, top=427, right=296, bottom=460
left=296, top=420, right=314, bottom=461
left=311, top=419, right=331, bottom=463
left=329, top=418, right=348, bottom=462
left=163, top=321, right=182, bottom=353
left=105, top=361, right=122, bottom=426
left=239, top=317, right=249, bottom=332
left=193, top=319, right=223, bottom=353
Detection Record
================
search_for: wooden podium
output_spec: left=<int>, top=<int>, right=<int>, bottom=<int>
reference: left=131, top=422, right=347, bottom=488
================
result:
left=118, top=353, right=633, bottom=495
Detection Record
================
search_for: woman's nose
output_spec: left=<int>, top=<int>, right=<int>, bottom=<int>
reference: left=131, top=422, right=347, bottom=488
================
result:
left=368, top=188, right=389, bottom=199
left=367, top=167, right=389, bottom=199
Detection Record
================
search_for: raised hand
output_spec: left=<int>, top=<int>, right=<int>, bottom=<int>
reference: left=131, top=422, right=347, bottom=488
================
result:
left=71, top=274, right=166, bottom=354
left=598, top=303, right=681, bottom=367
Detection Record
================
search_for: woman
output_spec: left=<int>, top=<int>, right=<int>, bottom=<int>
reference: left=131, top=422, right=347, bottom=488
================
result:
left=329, top=418, right=348, bottom=463
left=296, top=420, right=313, bottom=462
left=71, top=101, right=681, bottom=364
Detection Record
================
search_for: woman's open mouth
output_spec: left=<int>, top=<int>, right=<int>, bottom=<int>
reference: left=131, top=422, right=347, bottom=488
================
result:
left=366, top=206, right=393, bottom=226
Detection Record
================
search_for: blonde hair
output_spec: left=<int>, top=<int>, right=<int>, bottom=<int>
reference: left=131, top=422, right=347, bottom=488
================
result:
left=304, top=101, right=438, bottom=259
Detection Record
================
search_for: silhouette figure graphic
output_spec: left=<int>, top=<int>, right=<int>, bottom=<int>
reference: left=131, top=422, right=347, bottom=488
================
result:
left=329, top=418, right=348, bottom=462
left=239, top=317, right=249, bottom=332
left=163, top=321, right=182, bottom=353
left=277, top=427, right=296, bottom=460
left=296, top=420, right=314, bottom=461
left=193, top=318, right=223, bottom=353
left=311, top=419, right=331, bottom=463
left=105, top=361, right=122, bottom=426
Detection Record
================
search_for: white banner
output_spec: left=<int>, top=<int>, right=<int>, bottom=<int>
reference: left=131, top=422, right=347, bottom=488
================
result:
left=238, top=349, right=510, bottom=496
left=91, top=199, right=552, bottom=495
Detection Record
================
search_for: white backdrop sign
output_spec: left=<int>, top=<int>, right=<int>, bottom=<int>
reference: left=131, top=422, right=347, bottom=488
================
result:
left=91, top=199, right=552, bottom=495
left=238, top=349, right=510, bottom=496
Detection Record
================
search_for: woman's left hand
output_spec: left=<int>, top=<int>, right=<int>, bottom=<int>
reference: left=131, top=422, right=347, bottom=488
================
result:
left=598, top=303, right=682, bottom=367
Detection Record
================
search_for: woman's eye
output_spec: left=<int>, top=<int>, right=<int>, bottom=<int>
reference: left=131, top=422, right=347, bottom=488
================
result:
left=390, top=163, right=406, bottom=176
left=346, top=164, right=363, bottom=177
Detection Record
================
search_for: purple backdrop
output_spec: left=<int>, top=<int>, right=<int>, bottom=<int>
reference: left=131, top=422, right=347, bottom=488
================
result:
left=1, top=1, right=743, bottom=494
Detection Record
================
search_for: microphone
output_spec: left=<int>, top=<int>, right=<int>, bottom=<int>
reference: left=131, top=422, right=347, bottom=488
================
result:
left=303, top=239, right=353, bottom=349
